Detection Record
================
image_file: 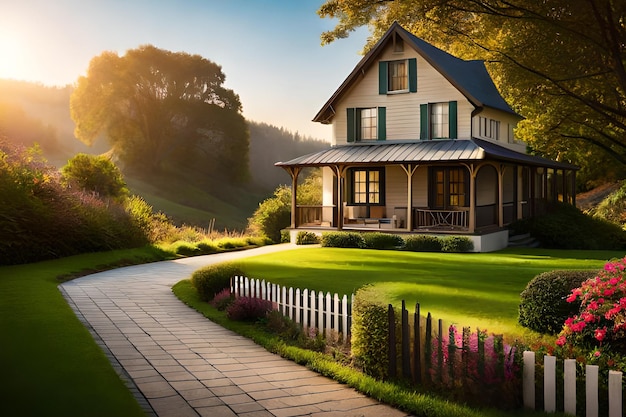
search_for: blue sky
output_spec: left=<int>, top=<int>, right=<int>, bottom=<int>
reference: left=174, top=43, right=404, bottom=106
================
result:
left=0, top=0, right=370, bottom=140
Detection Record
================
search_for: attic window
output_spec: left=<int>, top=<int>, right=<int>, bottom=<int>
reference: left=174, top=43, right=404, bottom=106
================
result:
left=393, top=35, right=404, bottom=52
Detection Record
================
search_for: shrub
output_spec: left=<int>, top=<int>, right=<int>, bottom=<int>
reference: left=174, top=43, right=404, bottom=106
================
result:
left=590, top=180, right=626, bottom=227
left=320, top=231, right=365, bottom=248
left=510, top=202, right=626, bottom=250
left=61, top=153, right=128, bottom=202
left=519, top=270, right=598, bottom=334
left=362, top=232, right=403, bottom=250
left=196, top=239, right=219, bottom=255
left=247, top=185, right=291, bottom=243
left=191, top=262, right=244, bottom=301
left=296, top=231, right=320, bottom=245
left=403, top=235, right=442, bottom=252
left=226, top=297, right=273, bottom=321
left=174, top=241, right=202, bottom=257
left=556, top=257, right=626, bottom=367
left=210, top=288, right=235, bottom=311
left=441, top=236, right=474, bottom=252
left=351, top=285, right=394, bottom=379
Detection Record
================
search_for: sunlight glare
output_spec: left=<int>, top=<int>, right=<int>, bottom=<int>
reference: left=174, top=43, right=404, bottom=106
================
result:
left=0, top=31, right=27, bottom=80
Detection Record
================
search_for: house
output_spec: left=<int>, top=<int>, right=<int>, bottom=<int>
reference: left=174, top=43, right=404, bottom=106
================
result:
left=275, top=22, right=577, bottom=252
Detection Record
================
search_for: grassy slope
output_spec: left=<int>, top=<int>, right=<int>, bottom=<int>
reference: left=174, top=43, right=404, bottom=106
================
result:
left=126, top=173, right=268, bottom=231
left=0, top=247, right=168, bottom=417
left=235, top=247, right=623, bottom=338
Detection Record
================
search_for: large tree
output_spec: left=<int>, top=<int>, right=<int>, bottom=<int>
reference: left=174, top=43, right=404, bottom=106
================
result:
left=318, top=0, right=626, bottom=187
left=71, top=45, right=249, bottom=182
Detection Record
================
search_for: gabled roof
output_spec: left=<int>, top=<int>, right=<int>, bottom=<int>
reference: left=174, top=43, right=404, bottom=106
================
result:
left=313, top=22, right=518, bottom=124
left=275, top=138, right=577, bottom=171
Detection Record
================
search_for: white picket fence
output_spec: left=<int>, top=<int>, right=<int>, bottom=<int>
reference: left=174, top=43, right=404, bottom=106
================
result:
left=230, top=275, right=354, bottom=341
left=523, top=351, right=624, bottom=416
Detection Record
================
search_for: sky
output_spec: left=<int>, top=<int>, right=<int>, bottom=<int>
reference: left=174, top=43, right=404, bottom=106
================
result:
left=0, top=0, right=370, bottom=141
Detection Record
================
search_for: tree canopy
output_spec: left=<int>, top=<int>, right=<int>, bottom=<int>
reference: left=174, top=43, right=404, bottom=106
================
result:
left=318, top=0, right=626, bottom=187
left=70, top=46, right=249, bottom=182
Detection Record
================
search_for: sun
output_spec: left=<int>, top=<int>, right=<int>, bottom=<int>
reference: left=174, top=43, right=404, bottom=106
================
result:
left=0, top=31, right=27, bottom=80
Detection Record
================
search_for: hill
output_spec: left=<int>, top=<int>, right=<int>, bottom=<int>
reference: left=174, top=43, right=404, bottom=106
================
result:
left=0, top=79, right=329, bottom=230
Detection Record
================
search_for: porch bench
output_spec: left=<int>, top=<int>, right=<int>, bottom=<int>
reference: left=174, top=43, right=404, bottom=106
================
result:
left=358, top=217, right=394, bottom=229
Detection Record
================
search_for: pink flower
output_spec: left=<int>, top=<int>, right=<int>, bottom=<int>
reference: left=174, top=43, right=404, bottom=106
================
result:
left=594, top=327, right=607, bottom=342
left=594, top=350, right=601, bottom=357
left=556, top=336, right=567, bottom=346
left=609, top=277, right=619, bottom=286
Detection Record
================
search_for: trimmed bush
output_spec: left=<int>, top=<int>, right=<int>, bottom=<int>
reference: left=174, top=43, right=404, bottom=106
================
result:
left=441, top=236, right=474, bottom=252
left=226, top=297, right=273, bottom=321
left=296, top=231, right=320, bottom=245
left=320, top=231, right=365, bottom=248
left=362, top=232, right=403, bottom=250
left=510, top=202, right=626, bottom=250
left=191, top=262, right=244, bottom=301
left=519, top=269, right=598, bottom=334
left=351, top=285, right=393, bottom=379
left=403, top=235, right=442, bottom=252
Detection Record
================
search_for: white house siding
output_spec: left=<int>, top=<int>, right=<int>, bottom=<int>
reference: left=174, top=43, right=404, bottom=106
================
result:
left=322, top=167, right=335, bottom=224
left=472, top=107, right=525, bottom=153
left=385, top=166, right=408, bottom=217
left=331, top=43, right=474, bottom=146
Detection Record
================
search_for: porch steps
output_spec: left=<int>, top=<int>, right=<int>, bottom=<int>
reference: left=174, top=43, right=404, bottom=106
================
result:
left=508, top=232, right=540, bottom=248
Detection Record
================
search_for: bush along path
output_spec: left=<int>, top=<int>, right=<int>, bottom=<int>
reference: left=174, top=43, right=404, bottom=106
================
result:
left=59, top=244, right=411, bottom=417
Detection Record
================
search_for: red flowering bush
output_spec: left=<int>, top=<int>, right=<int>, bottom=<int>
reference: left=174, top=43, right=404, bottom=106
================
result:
left=226, top=296, right=273, bottom=321
left=556, top=257, right=626, bottom=367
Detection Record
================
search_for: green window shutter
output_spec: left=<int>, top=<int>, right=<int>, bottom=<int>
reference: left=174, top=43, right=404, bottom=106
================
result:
left=347, top=108, right=356, bottom=142
left=377, top=107, right=386, bottom=141
left=379, top=61, right=388, bottom=95
left=408, top=58, right=417, bottom=93
left=420, top=104, right=428, bottom=140
left=448, top=100, right=457, bottom=138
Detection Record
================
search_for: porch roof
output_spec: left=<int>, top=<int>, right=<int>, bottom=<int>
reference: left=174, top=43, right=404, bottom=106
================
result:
left=275, top=138, right=578, bottom=170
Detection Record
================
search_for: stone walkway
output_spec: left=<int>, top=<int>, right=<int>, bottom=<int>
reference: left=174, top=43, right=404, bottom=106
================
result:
left=60, top=245, right=412, bottom=417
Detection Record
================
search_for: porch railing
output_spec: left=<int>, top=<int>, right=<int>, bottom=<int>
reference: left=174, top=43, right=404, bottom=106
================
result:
left=414, top=208, right=468, bottom=229
left=295, top=205, right=323, bottom=226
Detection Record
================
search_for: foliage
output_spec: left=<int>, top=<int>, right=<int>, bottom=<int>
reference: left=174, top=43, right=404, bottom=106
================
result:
left=510, top=202, right=626, bottom=250
left=440, top=236, right=474, bottom=253
left=191, top=262, right=243, bottom=302
left=317, top=0, right=626, bottom=184
left=295, top=231, right=320, bottom=245
left=351, top=285, right=391, bottom=379
left=0, top=140, right=150, bottom=265
left=403, top=235, right=443, bottom=252
left=210, top=288, right=235, bottom=311
left=71, top=45, right=249, bottom=182
left=362, top=232, right=403, bottom=250
left=519, top=270, right=599, bottom=334
left=225, top=296, right=273, bottom=321
left=590, top=180, right=626, bottom=227
left=320, top=231, right=365, bottom=248
left=61, top=153, right=128, bottom=201
left=247, top=172, right=323, bottom=243
left=556, top=257, right=626, bottom=369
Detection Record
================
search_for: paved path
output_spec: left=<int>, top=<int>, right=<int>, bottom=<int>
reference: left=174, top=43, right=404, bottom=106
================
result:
left=60, top=245, right=412, bottom=417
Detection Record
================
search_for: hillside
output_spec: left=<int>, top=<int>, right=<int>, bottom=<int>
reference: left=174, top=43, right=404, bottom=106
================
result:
left=0, top=79, right=329, bottom=230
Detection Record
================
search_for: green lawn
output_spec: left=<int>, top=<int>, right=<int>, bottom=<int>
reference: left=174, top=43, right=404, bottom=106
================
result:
left=236, top=247, right=623, bottom=338
left=0, top=247, right=168, bottom=417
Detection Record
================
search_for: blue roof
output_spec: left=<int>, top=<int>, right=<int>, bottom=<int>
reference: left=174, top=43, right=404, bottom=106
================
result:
left=313, top=22, right=518, bottom=124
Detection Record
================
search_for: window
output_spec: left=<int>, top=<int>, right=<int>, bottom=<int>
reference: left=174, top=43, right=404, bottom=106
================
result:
left=379, top=58, right=417, bottom=94
left=430, top=167, right=468, bottom=209
left=420, top=101, right=457, bottom=140
left=430, top=103, right=449, bottom=139
left=346, top=107, right=386, bottom=142
left=349, top=168, right=385, bottom=205
left=490, top=120, right=500, bottom=141
left=388, top=60, right=407, bottom=92
left=359, top=108, right=377, bottom=140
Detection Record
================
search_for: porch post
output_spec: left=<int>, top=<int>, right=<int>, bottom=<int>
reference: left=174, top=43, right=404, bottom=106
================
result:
left=498, top=165, right=505, bottom=228
left=401, top=164, right=419, bottom=231
left=331, top=165, right=347, bottom=231
left=468, top=164, right=476, bottom=233
left=287, top=167, right=302, bottom=229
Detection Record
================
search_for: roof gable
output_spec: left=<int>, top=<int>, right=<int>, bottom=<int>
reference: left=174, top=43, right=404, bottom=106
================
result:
left=313, top=22, right=517, bottom=124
